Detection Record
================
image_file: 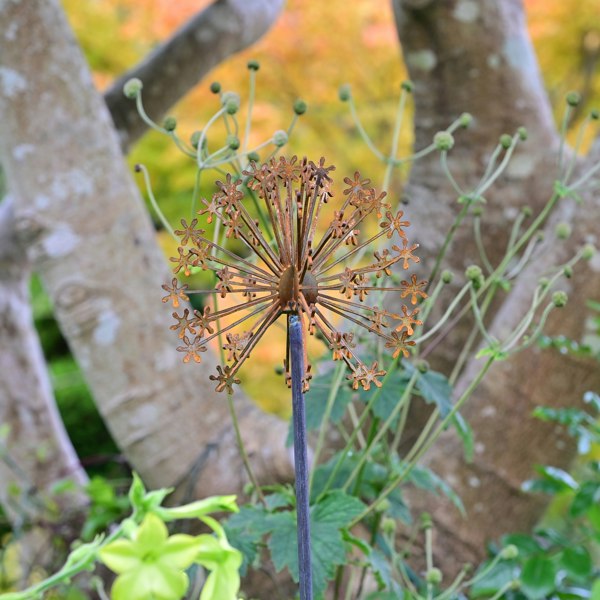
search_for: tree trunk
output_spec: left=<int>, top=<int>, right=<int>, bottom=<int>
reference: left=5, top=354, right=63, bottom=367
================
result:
left=392, top=0, right=600, bottom=573
left=0, top=0, right=292, bottom=517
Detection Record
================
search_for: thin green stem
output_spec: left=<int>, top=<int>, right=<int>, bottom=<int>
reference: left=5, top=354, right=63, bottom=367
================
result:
left=316, top=358, right=403, bottom=501
left=478, top=143, right=504, bottom=189
left=426, top=202, right=471, bottom=290
left=469, top=286, right=494, bottom=346
left=243, top=69, right=256, bottom=156
left=348, top=96, right=386, bottom=161
left=563, top=114, right=591, bottom=184
left=197, top=107, right=227, bottom=168
left=350, top=358, right=494, bottom=526
left=506, top=211, right=527, bottom=255
left=557, top=104, right=574, bottom=177
left=309, top=362, right=346, bottom=491
left=440, top=151, right=464, bottom=196
left=226, top=391, right=265, bottom=504
left=425, top=525, right=434, bottom=600
left=382, top=89, right=408, bottom=192
left=477, top=134, right=520, bottom=196
left=473, top=216, right=493, bottom=274
left=389, top=389, right=412, bottom=456
left=413, top=282, right=471, bottom=346
left=136, top=164, right=175, bottom=239
left=343, top=371, right=419, bottom=494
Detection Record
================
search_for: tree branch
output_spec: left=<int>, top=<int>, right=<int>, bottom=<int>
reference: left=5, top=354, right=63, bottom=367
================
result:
left=105, top=0, right=285, bottom=151
left=0, top=196, right=88, bottom=526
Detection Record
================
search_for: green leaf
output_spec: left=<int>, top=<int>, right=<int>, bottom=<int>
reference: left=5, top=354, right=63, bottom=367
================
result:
left=469, top=560, right=518, bottom=598
left=407, top=466, right=465, bottom=515
left=363, top=547, right=403, bottom=596
left=311, top=490, right=365, bottom=527
left=128, top=472, right=146, bottom=512
left=520, top=556, right=556, bottom=599
left=535, top=465, right=579, bottom=491
left=287, top=370, right=353, bottom=445
left=409, top=366, right=453, bottom=417
left=560, top=546, right=592, bottom=580
left=310, top=452, right=390, bottom=503
left=501, top=533, right=542, bottom=557
left=224, top=505, right=271, bottom=574
left=268, top=492, right=365, bottom=597
left=358, top=369, right=409, bottom=422
left=264, top=491, right=293, bottom=510
left=452, top=412, right=474, bottom=462
left=587, top=504, right=600, bottom=533
left=570, top=482, right=600, bottom=517
left=591, top=578, right=600, bottom=600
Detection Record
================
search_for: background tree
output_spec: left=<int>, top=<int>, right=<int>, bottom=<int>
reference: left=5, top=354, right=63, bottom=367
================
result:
left=1, top=0, right=599, bottom=583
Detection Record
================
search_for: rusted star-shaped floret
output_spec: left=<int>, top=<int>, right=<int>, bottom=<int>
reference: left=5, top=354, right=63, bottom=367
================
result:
left=164, top=156, right=427, bottom=392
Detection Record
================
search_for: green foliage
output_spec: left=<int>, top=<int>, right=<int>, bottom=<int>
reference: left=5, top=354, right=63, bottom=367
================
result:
left=226, top=490, right=364, bottom=598
left=474, top=393, right=600, bottom=599
left=0, top=475, right=241, bottom=600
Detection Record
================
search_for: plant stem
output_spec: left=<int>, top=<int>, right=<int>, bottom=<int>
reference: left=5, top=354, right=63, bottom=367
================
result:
left=289, top=314, right=313, bottom=600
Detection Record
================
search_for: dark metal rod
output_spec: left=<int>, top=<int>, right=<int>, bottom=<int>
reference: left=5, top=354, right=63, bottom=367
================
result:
left=289, top=314, right=313, bottom=600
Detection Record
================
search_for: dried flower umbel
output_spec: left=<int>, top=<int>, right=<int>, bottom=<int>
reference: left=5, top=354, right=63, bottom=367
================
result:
left=162, top=156, right=425, bottom=393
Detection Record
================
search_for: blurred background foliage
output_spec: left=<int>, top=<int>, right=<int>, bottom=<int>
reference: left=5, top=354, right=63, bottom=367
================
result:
left=39, top=0, right=600, bottom=469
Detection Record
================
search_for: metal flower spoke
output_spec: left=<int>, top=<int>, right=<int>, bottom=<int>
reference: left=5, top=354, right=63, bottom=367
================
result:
left=164, top=156, right=426, bottom=393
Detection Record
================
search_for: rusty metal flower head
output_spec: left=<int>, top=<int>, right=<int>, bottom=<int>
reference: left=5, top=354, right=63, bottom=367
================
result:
left=163, top=156, right=426, bottom=393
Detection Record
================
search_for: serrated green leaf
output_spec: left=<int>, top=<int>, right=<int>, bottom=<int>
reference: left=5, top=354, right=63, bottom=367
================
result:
left=560, top=546, right=592, bottom=580
left=264, top=492, right=293, bottom=510
left=224, top=504, right=273, bottom=575
left=521, top=556, right=556, bottom=599
left=266, top=492, right=365, bottom=597
left=311, top=490, right=365, bottom=527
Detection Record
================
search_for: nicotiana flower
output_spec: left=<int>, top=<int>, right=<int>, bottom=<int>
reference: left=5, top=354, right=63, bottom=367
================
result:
left=162, top=156, right=426, bottom=393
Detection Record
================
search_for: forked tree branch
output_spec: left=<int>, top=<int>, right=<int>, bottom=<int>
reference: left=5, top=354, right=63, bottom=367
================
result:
left=105, top=0, right=285, bottom=150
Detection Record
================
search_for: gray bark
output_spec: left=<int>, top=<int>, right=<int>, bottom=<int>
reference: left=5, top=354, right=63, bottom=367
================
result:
left=393, top=0, right=600, bottom=573
left=0, top=0, right=292, bottom=524
left=0, top=196, right=87, bottom=520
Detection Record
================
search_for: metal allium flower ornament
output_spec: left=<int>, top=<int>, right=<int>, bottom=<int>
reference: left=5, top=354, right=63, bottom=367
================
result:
left=163, top=156, right=425, bottom=393
left=162, top=156, right=425, bottom=600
